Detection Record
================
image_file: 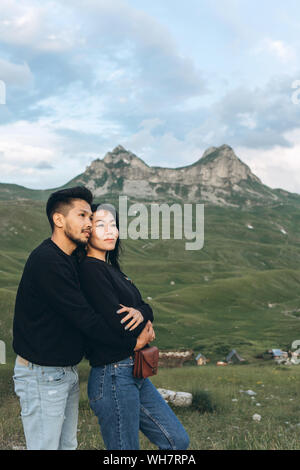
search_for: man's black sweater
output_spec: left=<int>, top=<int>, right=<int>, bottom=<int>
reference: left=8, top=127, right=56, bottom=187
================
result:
left=13, top=238, right=151, bottom=366
left=78, top=256, right=154, bottom=367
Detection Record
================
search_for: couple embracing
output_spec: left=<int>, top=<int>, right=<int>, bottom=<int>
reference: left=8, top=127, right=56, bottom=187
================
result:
left=12, top=186, right=189, bottom=450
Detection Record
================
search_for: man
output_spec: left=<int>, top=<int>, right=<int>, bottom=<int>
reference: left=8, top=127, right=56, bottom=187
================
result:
left=12, top=186, right=155, bottom=450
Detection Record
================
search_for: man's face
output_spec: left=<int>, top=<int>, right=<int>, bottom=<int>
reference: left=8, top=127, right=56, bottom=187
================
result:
left=60, top=199, right=93, bottom=247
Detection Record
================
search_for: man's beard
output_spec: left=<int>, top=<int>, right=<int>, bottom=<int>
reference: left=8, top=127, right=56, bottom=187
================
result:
left=64, top=226, right=88, bottom=248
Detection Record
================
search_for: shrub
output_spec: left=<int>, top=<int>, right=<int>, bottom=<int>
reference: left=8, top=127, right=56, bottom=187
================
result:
left=190, top=390, right=217, bottom=414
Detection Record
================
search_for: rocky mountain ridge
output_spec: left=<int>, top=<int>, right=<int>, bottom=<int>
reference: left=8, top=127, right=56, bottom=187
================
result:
left=71, top=144, right=291, bottom=207
left=0, top=144, right=298, bottom=207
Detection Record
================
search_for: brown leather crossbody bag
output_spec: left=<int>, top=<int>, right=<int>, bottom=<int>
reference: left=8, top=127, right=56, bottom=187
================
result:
left=133, top=345, right=159, bottom=378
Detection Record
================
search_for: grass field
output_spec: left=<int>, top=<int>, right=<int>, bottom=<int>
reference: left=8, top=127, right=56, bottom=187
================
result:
left=1, top=360, right=300, bottom=450
left=1, top=198, right=300, bottom=449
left=2, top=200, right=300, bottom=364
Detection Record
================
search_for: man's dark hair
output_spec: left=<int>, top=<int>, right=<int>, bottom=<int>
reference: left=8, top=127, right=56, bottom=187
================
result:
left=46, top=186, right=93, bottom=232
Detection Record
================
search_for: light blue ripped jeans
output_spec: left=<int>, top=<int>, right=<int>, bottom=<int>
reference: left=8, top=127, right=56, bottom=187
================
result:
left=13, top=358, right=79, bottom=450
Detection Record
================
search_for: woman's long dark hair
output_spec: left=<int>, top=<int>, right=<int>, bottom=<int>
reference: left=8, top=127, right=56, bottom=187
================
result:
left=73, top=202, right=123, bottom=271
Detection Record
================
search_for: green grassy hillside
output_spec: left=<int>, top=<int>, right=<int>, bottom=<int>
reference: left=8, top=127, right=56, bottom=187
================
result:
left=1, top=198, right=300, bottom=363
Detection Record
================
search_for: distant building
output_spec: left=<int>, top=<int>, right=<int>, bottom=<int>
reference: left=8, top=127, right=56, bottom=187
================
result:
left=268, top=349, right=289, bottom=364
left=195, top=353, right=207, bottom=366
left=269, top=349, right=288, bottom=359
left=225, top=349, right=245, bottom=364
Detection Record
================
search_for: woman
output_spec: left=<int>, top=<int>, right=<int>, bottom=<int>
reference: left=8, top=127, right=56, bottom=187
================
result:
left=77, top=202, right=190, bottom=450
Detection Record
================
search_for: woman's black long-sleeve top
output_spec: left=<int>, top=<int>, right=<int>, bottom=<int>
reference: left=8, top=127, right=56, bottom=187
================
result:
left=78, top=256, right=154, bottom=367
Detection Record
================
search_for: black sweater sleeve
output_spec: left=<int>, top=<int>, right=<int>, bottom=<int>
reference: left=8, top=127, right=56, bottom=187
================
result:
left=34, top=258, right=137, bottom=349
left=119, top=271, right=154, bottom=323
left=79, top=261, right=149, bottom=339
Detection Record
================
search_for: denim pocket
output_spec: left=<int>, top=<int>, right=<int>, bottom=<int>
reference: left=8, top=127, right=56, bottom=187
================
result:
left=88, top=366, right=106, bottom=402
left=40, top=367, right=66, bottom=383
left=13, top=378, right=29, bottom=416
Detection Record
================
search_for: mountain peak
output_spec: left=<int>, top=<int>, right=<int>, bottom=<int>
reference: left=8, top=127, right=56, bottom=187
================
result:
left=202, top=146, right=218, bottom=159
left=196, top=144, right=261, bottom=186
left=219, top=144, right=233, bottom=151
left=102, top=145, right=149, bottom=169
left=112, top=144, right=127, bottom=153
left=104, top=144, right=129, bottom=160
left=199, top=144, right=236, bottom=163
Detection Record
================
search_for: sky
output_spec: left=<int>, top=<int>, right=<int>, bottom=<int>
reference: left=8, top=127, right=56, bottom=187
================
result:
left=0, top=0, right=300, bottom=192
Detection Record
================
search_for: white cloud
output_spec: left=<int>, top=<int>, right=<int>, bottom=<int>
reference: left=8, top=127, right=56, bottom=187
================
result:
left=253, top=38, right=296, bottom=63
left=236, top=127, right=300, bottom=193
left=0, top=58, right=33, bottom=87
left=123, top=119, right=200, bottom=168
left=265, top=39, right=296, bottom=62
left=0, top=0, right=299, bottom=196
left=29, top=81, right=124, bottom=136
left=237, top=112, right=257, bottom=130
left=0, top=120, right=62, bottom=166
left=0, top=119, right=87, bottom=188
left=0, top=0, right=83, bottom=51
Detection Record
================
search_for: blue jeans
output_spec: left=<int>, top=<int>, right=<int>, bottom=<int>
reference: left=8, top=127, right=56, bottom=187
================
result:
left=88, top=356, right=190, bottom=450
left=13, top=358, right=79, bottom=450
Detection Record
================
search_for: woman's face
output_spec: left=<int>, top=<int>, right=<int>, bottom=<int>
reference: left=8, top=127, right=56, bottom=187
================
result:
left=88, top=209, right=119, bottom=252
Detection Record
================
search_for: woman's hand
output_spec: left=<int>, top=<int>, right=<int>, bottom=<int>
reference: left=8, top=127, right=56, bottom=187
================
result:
left=116, top=304, right=144, bottom=331
left=134, top=321, right=155, bottom=351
